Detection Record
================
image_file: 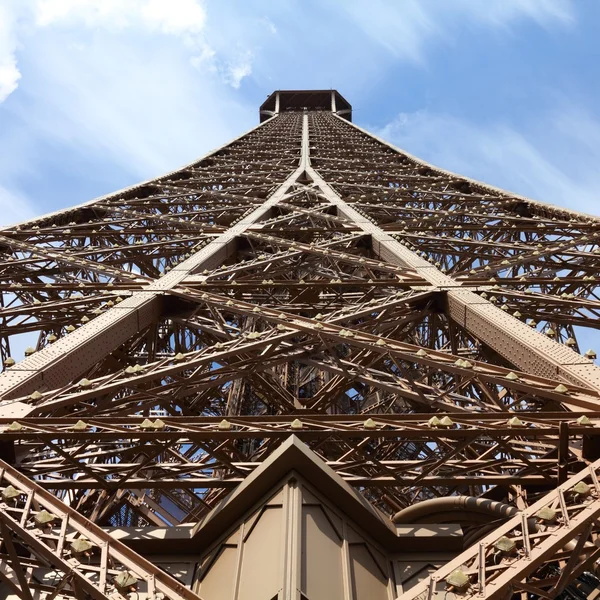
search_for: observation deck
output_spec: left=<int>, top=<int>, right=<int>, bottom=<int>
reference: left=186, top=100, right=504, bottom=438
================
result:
left=259, top=89, right=352, bottom=122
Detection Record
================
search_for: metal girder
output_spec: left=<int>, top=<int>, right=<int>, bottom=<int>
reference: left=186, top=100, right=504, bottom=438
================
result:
left=0, top=458, right=202, bottom=600
left=0, top=114, right=307, bottom=412
left=0, top=95, right=599, bottom=596
left=398, top=458, right=600, bottom=599
left=309, top=113, right=600, bottom=393
left=337, top=114, right=600, bottom=223
left=7, top=285, right=597, bottom=419
left=1, top=412, right=596, bottom=436
left=0, top=414, right=594, bottom=504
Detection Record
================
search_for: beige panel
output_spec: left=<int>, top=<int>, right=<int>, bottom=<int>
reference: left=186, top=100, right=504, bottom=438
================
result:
left=322, top=505, right=343, bottom=539
left=238, top=507, right=282, bottom=600
left=200, top=545, right=238, bottom=600
left=301, top=487, right=320, bottom=505
left=349, top=544, right=389, bottom=600
left=301, top=505, right=344, bottom=600
left=346, top=525, right=366, bottom=544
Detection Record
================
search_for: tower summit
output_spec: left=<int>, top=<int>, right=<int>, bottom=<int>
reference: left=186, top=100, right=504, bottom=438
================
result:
left=0, top=91, right=600, bottom=599
left=260, top=89, right=352, bottom=121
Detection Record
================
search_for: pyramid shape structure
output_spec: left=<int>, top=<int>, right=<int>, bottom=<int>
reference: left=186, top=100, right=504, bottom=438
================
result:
left=0, top=90, right=600, bottom=598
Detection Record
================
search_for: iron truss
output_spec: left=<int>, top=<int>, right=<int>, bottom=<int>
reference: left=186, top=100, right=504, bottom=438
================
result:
left=0, top=105, right=599, bottom=598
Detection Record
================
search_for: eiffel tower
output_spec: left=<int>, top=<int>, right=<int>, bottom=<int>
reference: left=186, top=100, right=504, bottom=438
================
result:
left=0, top=89, right=599, bottom=599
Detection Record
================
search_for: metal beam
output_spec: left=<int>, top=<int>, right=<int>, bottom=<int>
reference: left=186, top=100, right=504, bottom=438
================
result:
left=0, top=114, right=307, bottom=414
left=0, top=458, right=203, bottom=600
left=398, top=458, right=600, bottom=599
left=310, top=114, right=600, bottom=394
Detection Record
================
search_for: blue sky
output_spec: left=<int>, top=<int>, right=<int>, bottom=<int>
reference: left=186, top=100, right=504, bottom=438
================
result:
left=1, top=0, right=600, bottom=225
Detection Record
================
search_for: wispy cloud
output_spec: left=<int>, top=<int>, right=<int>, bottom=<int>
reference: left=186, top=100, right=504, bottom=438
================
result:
left=10, top=33, right=251, bottom=179
left=222, top=50, right=254, bottom=90
left=33, top=0, right=207, bottom=34
left=0, top=23, right=255, bottom=224
left=191, top=46, right=254, bottom=89
left=259, top=17, right=278, bottom=35
left=451, top=0, right=574, bottom=28
left=0, top=0, right=209, bottom=104
left=334, top=0, right=436, bottom=63
left=335, top=0, right=574, bottom=63
left=374, top=104, right=600, bottom=214
left=0, top=1, right=21, bottom=102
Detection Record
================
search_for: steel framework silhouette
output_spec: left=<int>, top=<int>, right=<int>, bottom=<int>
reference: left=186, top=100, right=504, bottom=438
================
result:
left=0, top=90, right=599, bottom=599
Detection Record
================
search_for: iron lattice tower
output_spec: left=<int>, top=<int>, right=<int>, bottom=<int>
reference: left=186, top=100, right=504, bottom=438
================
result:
left=0, top=90, right=600, bottom=599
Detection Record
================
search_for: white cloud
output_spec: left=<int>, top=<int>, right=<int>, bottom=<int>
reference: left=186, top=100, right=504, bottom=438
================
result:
left=141, top=0, right=206, bottom=34
left=191, top=47, right=253, bottom=89
left=0, top=0, right=208, bottom=104
left=0, top=57, right=20, bottom=103
left=0, top=0, right=260, bottom=225
left=190, top=44, right=216, bottom=70
left=0, top=0, right=577, bottom=106
left=34, top=0, right=206, bottom=34
left=336, top=0, right=435, bottom=63
left=374, top=106, right=600, bottom=214
left=259, top=17, right=277, bottom=35
left=0, top=2, right=21, bottom=102
left=8, top=31, right=251, bottom=181
left=459, top=0, right=574, bottom=27
left=223, top=50, right=253, bottom=89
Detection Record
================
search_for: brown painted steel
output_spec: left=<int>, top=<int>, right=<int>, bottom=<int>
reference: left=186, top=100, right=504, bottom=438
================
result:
left=0, top=91, right=599, bottom=598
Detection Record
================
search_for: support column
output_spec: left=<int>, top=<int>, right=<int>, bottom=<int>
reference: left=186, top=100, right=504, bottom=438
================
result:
left=304, top=114, right=600, bottom=395
left=396, top=458, right=600, bottom=600
left=0, top=114, right=306, bottom=415
left=0, top=458, right=204, bottom=600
